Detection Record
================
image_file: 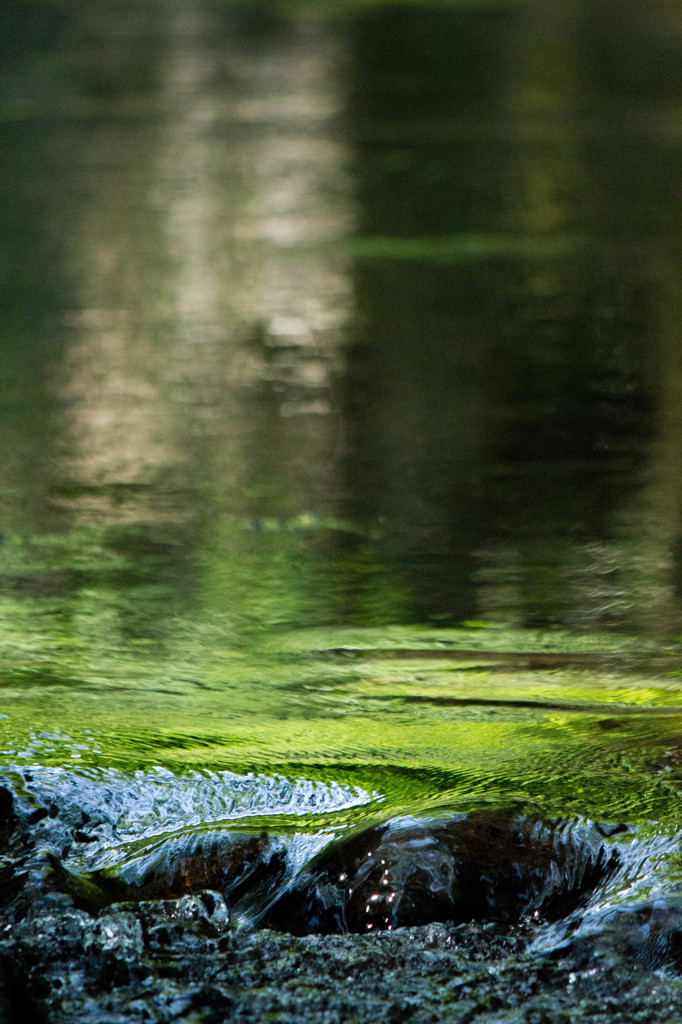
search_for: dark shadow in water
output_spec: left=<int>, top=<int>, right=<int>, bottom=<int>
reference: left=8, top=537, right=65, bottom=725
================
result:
left=336, top=1, right=678, bottom=632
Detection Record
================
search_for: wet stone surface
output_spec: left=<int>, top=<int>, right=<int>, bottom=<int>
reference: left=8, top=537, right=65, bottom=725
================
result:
left=262, top=814, right=618, bottom=935
left=1, top=777, right=682, bottom=1022
left=2, top=910, right=682, bottom=1024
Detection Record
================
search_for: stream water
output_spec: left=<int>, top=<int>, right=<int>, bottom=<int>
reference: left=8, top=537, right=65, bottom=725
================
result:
left=2, top=0, right=682, bottom=1016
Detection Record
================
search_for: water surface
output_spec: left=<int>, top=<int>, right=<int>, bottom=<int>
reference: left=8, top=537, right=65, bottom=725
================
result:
left=2, top=0, right=682, bottom=887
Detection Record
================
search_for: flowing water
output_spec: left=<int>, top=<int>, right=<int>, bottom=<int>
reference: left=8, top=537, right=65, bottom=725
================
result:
left=3, top=0, right=682, bottom=987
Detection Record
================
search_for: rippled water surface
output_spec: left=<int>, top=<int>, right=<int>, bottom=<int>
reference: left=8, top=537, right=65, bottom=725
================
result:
left=2, top=0, right=682, bottom=944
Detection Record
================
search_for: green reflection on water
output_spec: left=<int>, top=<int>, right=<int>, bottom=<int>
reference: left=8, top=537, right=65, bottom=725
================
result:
left=1, top=524, right=681, bottom=827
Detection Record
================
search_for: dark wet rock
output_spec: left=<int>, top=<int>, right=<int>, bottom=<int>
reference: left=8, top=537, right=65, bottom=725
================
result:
left=114, top=890, right=232, bottom=940
left=52, top=829, right=288, bottom=923
left=0, top=955, right=44, bottom=1024
left=0, top=788, right=15, bottom=850
left=2, top=909, right=682, bottom=1024
left=0, top=774, right=95, bottom=861
left=0, top=785, right=680, bottom=1023
left=264, top=813, right=618, bottom=934
left=107, top=829, right=288, bottom=906
left=0, top=853, right=27, bottom=915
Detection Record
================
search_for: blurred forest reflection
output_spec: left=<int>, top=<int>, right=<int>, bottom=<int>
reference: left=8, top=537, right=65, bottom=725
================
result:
left=2, top=0, right=682, bottom=641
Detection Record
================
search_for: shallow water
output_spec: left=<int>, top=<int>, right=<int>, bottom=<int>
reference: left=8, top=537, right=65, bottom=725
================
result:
left=2, top=0, right=682, bottom=968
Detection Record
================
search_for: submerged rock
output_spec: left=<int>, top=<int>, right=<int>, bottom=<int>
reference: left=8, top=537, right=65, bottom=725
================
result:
left=96, top=830, right=288, bottom=909
left=263, top=813, right=618, bottom=934
left=31, top=829, right=288, bottom=926
left=2, top=800, right=619, bottom=940
left=42, top=811, right=617, bottom=938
